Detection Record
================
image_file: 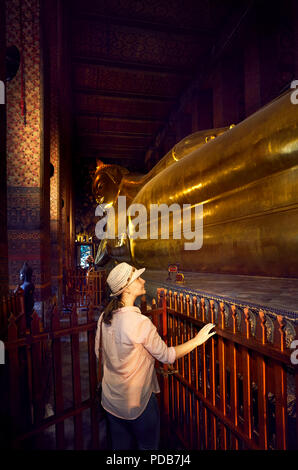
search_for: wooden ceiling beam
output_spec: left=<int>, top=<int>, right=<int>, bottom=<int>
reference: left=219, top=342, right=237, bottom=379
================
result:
left=79, top=143, right=148, bottom=152
left=80, top=148, right=144, bottom=155
left=79, top=141, right=150, bottom=150
left=78, top=153, right=139, bottom=160
left=78, top=130, right=153, bottom=138
left=74, top=92, right=175, bottom=105
left=73, top=87, right=176, bottom=102
left=71, top=12, right=214, bottom=37
left=77, top=142, right=147, bottom=152
left=76, top=112, right=165, bottom=125
left=71, top=59, right=192, bottom=78
left=72, top=56, right=192, bottom=75
left=77, top=147, right=146, bottom=159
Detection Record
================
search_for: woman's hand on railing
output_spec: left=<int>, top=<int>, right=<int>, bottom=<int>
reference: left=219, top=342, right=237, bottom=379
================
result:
left=193, top=323, right=216, bottom=346
left=173, top=323, right=216, bottom=359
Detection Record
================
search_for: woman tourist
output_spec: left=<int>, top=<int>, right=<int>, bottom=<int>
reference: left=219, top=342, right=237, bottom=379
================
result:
left=95, top=262, right=216, bottom=450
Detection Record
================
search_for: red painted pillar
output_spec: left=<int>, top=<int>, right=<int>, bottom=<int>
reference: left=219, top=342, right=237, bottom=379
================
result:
left=6, top=0, right=51, bottom=312
left=213, top=50, right=244, bottom=128
left=243, top=12, right=261, bottom=116
left=0, top=0, right=8, bottom=296
left=192, top=88, right=213, bottom=132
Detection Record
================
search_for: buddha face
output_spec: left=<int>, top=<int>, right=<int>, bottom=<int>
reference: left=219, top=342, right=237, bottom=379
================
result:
left=92, top=170, right=119, bottom=206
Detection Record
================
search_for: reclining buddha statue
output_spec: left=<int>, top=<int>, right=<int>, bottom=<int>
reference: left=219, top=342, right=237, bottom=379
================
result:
left=93, top=89, right=298, bottom=278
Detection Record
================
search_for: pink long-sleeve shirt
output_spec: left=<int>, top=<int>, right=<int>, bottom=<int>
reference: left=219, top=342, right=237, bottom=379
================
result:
left=95, top=306, right=176, bottom=420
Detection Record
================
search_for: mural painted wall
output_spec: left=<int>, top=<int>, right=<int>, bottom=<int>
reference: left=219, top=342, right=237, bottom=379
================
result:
left=6, top=0, right=51, bottom=302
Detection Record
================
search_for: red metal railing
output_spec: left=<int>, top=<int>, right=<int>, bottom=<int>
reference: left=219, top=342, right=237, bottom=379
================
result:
left=64, top=269, right=106, bottom=309
left=3, top=303, right=101, bottom=450
left=2, top=285, right=297, bottom=450
left=145, top=288, right=298, bottom=450
left=0, top=287, right=25, bottom=340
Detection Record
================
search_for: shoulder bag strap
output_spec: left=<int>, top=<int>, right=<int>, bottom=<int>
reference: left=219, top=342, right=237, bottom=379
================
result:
left=99, top=314, right=104, bottom=379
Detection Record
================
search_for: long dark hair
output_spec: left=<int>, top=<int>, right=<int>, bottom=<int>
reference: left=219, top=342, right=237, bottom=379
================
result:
left=102, top=287, right=124, bottom=325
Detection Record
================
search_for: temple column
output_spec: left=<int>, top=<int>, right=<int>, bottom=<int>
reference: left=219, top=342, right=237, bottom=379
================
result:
left=43, top=0, right=63, bottom=303
left=213, top=50, right=245, bottom=128
left=57, top=0, right=75, bottom=273
left=294, top=0, right=298, bottom=79
left=243, top=12, right=261, bottom=116
left=192, top=88, right=213, bottom=131
left=259, top=36, right=279, bottom=106
left=175, top=103, right=192, bottom=141
left=6, top=0, right=51, bottom=313
left=0, top=0, right=8, bottom=295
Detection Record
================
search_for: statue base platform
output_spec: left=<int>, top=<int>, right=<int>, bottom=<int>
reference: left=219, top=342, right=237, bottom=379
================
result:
left=142, top=270, right=298, bottom=324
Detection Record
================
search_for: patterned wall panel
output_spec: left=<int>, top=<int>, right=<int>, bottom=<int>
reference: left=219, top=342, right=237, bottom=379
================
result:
left=5, top=0, right=49, bottom=302
left=6, top=0, right=41, bottom=188
left=8, top=231, right=42, bottom=289
left=50, top=93, right=59, bottom=221
left=50, top=81, right=62, bottom=295
left=0, top=0, right=8, bottom=294
left=7, top=187, right=41, bottom=231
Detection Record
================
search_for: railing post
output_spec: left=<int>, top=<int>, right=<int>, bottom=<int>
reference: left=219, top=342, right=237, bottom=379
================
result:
left=1, top=295, right=8, bottom=337
left=159, top=289, right=170, bottom=447
left=86, top=302, right=99, bottom=449
left=51, top=306, right=65, bottom=449
left=16, top=288, right=26, bottom=335
left=200, top=297, right=205, bottom=322
left=240, top=308, right=253, bottom=445
left=31, top=311, right=44, bottom=426
left=151, top=297, right=158, bottom=328
left=140, top=295, right=147, bottom=315
left=209, top=300, right=217, bottom=449
left=184, top=295, right=193, bottom=446
left=254, top=311, right=267, bottom=445
left=168, top=290, right=173, bottom=309
left=7, top=314, right=21, bottom=446
left=179, top=293, right=184, bottom=314
left=199, top=298, right=208, bottom=447
left=186, top=295, right=190, bottom=316
left=256, top=310, right=267, bottom=345
left=173, top=291, right=178, bottom=311
left=192, top=296, right=197, bottom=319
left=157, top=288, right=161, bottom=308
left=70, top=304, right=83, bottom=449
left=272, top=316, right=287, bottom=449
left=218, top=302, right=227, bottom=449
left=230, top=305, right=239, bottom=449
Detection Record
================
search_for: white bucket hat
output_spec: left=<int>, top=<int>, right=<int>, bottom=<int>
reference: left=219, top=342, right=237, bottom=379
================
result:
left=107, top=262, right=145, bottom=297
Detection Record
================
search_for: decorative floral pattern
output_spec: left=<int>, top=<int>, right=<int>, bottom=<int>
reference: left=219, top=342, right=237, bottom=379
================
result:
left=5, top=0, right=47, bottom=301
left=6, top=0, right=41, bottom=187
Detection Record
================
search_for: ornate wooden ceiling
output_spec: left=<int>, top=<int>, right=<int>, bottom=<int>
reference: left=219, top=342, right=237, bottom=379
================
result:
left=70, top=0, right=232, bottom=169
